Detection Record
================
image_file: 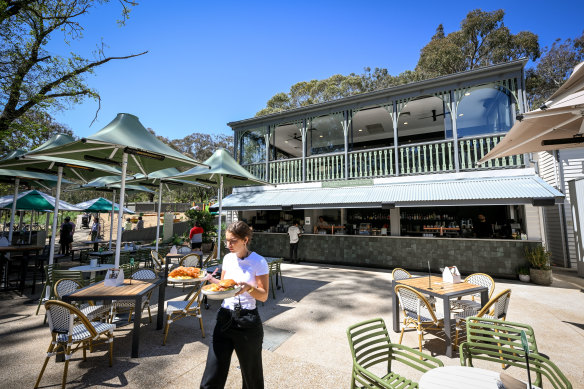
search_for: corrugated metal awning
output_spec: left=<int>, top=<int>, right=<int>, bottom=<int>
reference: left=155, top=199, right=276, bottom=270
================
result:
left=215, top=175, right=564, bottom=210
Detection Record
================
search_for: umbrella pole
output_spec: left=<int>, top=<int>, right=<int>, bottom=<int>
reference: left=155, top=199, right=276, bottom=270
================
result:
left=48, top=166, right=63, bottom=266
left=8, top=178, right=20, bottom=245
left=114, top=153, right=128, bottom=268
left=155, top=181, right=162, bottom=252
left=109, top=190, right=115, bottom=250
left=217, top=175, right=223, bottom=259
left=28, top=211, right=33, bottom=244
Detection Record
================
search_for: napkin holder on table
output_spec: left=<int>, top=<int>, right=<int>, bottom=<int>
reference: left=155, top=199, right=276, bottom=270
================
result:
left=442, top=266, right=461, bottom=283
left=104, top=268, right=124, bottom=287
left=89, top=258, right=98, bottom=267
left=170, top=245, right=178, bottom=254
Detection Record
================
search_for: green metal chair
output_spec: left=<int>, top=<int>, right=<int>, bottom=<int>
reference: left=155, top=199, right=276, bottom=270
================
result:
left=459, top=317, right=572, bottom=389
left=347, top=317, right=443, bottom=389
left=36, top=263, right=61, bottom=316
left=268, top=258, right=284, bottom=299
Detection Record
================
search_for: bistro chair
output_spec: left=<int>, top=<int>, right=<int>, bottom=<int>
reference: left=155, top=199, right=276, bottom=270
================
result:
left=34, top=300, right=115, bottom=389
left=162, top=283, right=206, bottom=345
left=454, top=288, right=512, bottom=347
left=36, top=263, right=61, bottom=316
left=346, top=317, right=443, bottom=389
left=110, top=269, right=157, bottom=323
left=451, top=273, right=495, bottom=311
left=179, top=253, right=201, bottom=267
left=53, top=279, right=110, bottom=322
left=394, top=284, right=444, bottom=355
left=150, top=250, right=165, bottom=273
left=392, top=268, right=412, bottom=281
left=268, top=258, right=285, bottom=299
left=460, top=317, right=572, bottom=389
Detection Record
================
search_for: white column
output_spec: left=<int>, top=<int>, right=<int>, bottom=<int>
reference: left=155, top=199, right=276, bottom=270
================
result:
left=217, top=176, right=223, bottom=259
left=155, top=181, right=163, bottom=252
left=48, top=166, right=63, bottom=265
left=109, top=189, right=115, bottom=250
left=114, top=153, right=128, bottom=267
left=390, top=208, right=401, bottom=236
left=8, top=178, right=19, bottom=244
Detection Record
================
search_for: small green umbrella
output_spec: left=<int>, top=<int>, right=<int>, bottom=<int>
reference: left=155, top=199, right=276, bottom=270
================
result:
left=173, top=148, right=270, bottom=258
left=0, top=190, right=81, bottom=211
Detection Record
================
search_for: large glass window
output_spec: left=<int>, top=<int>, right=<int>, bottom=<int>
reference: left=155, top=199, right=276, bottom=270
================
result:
left=456, top=85, right=514, bottom=138
left=307, top=113, right=344, bottom=156
left=239, top=128, right=266, bottom=165
left=350, top=106, right=394, bottom=150
left=397, top=96, right=451, bottom=144
left=269, top=121, right=303, bottom=160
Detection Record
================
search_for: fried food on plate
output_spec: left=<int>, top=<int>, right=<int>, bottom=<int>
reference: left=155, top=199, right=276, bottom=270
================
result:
left=169, top=266, right=201, bottom=279
left=203, top=279, right=237, bottom=292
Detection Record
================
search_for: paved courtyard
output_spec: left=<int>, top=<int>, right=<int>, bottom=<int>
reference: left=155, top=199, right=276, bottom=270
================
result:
left=0, top=263, right=582, bottom=388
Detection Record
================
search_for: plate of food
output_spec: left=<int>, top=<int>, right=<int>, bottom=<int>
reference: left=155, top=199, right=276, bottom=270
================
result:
left=168, top=266, right=206, bottom=283
left=201, top=279, right=242, bottom=300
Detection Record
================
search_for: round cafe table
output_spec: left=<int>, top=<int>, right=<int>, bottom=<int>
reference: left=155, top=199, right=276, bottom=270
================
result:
left=418, top=366, right=531, bottom=389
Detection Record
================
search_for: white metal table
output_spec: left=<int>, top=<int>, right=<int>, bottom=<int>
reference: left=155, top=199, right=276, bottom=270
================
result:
left=419, top=366, right=536, bottom=389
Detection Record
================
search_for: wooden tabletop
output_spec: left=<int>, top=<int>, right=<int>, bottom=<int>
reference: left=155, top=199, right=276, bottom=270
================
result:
left=396, top=276, right=486, bottom=298
left=0, top=245, right=44, bottom=253
left=64, top=279, right=160, bottom=300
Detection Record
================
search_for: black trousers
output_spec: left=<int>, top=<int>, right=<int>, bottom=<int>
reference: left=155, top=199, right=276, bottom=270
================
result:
left=289, top=242, right=298, bottom=262
left=200, top=308, right=264, bottom=389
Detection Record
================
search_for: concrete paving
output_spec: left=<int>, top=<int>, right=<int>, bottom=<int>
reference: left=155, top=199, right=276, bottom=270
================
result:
left=0, top=263, right=582, bottom=388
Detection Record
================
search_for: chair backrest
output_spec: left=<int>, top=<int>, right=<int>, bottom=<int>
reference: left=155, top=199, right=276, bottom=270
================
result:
left=183, top=283, right=205, bottom=310
left=464, top=273, right=495, bottom=299
left=392, top=268, right=411, bottom=281
left=52, top=270, right=84, bottom=285
left=395, top=285, right=440, bottom=323
left=204, top=244, right=217, bottom=263
left=54, top=278, right=83, bottom=300
left=131, top=269, right=157, bottom=280
left=45, top=300, right=97, bottom=338
left=150, top=250, right=163, bottom=270
left=476, top=288, right=511, bottom=320
left=177, top=246, right=191, bottom=254
left=347, top=318, right=392, bottom=370
left=461, top=317, right=571, bottom=389
left=180, top=253, right=201, bottom=267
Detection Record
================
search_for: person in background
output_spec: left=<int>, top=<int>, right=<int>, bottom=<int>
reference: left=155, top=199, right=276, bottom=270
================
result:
left=190, top=221, right=204, bottom=250
left=135, top=216, right=144, bottom=230
left=90, top=216, right=101, bottom=241
left=474, top=214, right=493, bottom=238
left=124, top=217, right=132, bottom=232
left=59, top=217, right=73, bottom=255
left=314, top=216, right=329, bottom=233
left=200, top=221, right=268, bottom=389
left=287, top=220, right=302, bottom=263
left=68, top=217, right=76, bottom=252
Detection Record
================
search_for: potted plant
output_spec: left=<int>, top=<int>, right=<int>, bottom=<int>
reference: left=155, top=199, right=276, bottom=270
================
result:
left=517, top=265, right=530, bottom=282
left=524, top=245, right=553, bottom=286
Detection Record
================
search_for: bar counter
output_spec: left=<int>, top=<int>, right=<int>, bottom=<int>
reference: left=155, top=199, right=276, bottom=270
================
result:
left=249, top=232, right=540, bottom=278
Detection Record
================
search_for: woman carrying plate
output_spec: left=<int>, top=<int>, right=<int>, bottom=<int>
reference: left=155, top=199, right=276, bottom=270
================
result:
left=200, top=221, right=269, bottom=389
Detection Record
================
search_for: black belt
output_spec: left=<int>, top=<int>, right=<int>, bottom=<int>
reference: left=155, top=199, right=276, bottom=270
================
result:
left=220, top=307, right=258, bottom=315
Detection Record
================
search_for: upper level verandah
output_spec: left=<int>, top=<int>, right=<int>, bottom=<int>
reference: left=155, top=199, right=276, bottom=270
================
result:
left=229, top=60, right=530, bottom=185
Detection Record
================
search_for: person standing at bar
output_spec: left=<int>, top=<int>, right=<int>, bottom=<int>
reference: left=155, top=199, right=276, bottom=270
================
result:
left=190, top=221, right=204, bottom=250
left=474, top=214, right=493, bottom=238
left=288, top=220, right=302, bottom=263
left=200, top=221, right=268, bottom=389
left=59, top=217, right=73, bottom=255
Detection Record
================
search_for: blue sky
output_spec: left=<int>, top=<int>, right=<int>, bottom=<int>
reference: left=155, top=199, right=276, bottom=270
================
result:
left=49, top=1, right=584, bottom=139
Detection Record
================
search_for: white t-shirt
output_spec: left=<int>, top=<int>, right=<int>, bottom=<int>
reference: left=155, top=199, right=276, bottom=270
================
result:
left=288, top=225, right=301, bottom=243
left=221, top=251, right=268, bottom=310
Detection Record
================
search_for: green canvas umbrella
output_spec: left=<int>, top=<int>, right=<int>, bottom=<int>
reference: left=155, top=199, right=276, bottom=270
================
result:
left=0, top=168, right=73, bottom=245
left=1, top=134, right=123, bottom=265
left=75, top=197, right=134, bottom=213
left=123, top=167, right=208, bottom=251
left=26, top=113, right=207, bottom=266
left=173, top=148, right=270, bottom=258
left=0, top=190, right=81, bottom=211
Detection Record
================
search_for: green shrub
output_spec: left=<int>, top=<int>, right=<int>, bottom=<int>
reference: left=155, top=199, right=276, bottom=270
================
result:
left=184, top=209, right=216, bottom=243
left=517, top=264, right=530, bottom=275
left=524, top=245, right=551, bottom=270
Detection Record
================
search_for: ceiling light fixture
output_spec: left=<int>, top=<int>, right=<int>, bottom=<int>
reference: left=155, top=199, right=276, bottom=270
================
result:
left=459, top=113, right=464, bottom=117
left=404, top=122, right=408, bottom=125
left=465, top=92, right=471, bottom=96
left=319, top=135, right=323, bottom=138
left=358, top=129, right=363, bottom=132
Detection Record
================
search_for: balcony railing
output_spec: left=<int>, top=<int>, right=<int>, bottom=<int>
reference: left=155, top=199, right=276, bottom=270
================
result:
left=242, top=134, right=525, bottom=184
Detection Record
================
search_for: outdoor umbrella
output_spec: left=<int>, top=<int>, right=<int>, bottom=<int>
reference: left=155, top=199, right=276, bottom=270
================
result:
left=26, top=113, right=206, bottom=266
left=0, top=168, right=72, bottom=245
left=173, top=148, right=270, bottom=259
left=123, top=167, right=208, bottom=251
left=68, top=176, right=155, bottom=249
left=1, top=134, right=122, bottom=265
left=0, top=190, right=81, bottom=211
left=480, top=61, right=584, bottom=162
left=75, top=197, right=134, bottom=214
